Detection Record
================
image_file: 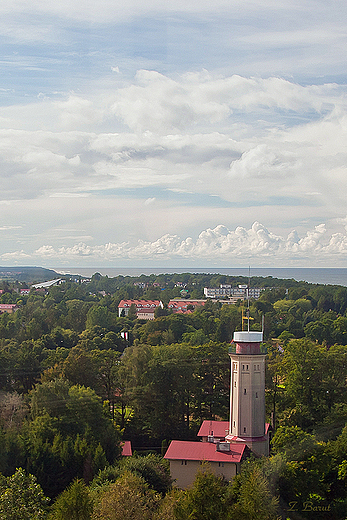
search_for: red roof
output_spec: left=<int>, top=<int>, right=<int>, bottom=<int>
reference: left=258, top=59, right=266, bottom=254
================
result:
left=121, top=441, right=132, bottom=456
left=168, top=300, right=206, bottom=314
left=168, top=300, right=206, bottom=310
left=118, top=300, right=162, bottom=308
left=197, top=420, right=230, bottom=439
left=164, top=440, right=246, bottom=463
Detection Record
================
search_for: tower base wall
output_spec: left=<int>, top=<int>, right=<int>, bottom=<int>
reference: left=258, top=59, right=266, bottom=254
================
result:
left=226, top=434, right=269, bottom=457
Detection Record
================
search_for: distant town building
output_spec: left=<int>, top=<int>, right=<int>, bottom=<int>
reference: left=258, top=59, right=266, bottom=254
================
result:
left=20, top=289, right=30, bottom=295
left=31, top=279, right=64, bottom=290
left=0, top=304, right=18, bottom=314
left=168, top=299, right=206, bottom=314
left=204, top=285, right=263, bottom=300
left=133, top=282, right=149, bottom=289
left=118, top=299, right=163, bottom=319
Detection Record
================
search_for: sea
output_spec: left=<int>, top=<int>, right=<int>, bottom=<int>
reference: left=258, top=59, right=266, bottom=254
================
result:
left=54, top=267, right=347, bottom=287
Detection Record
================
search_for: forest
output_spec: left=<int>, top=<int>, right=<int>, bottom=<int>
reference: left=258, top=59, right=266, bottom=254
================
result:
left=0, top=271, right=346, bottom=519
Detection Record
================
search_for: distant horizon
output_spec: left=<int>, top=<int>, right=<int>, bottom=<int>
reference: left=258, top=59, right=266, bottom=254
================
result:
left=52, top=266, right=347, bottom=272
left=52, top=266, right=347, bottom=287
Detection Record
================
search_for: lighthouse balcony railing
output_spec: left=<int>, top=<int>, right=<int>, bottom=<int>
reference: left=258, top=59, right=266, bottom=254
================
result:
left=228, top=344, right=267, bottom=354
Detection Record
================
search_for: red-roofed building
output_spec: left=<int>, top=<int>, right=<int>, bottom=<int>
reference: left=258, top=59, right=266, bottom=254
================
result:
left=121, top=441, right=132, bottom=457
left=0, top=304, right=18, bottom=314
left=164, top=330, right=270, bottom=488
left=164, top=440, right=248, bottom=489
left=118, top=300, right=163, bottom=319
left=168, top=299, right=206, bottom=314
left=198, top=420, right=270, bottom=442
left=197, top=420, right=230, bottom=442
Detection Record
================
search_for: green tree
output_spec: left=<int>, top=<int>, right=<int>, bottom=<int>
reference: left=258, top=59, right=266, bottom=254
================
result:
left=92, top=471, right=160, bottom=520
left=280, top=338, right=325, bottom=427
left=86, top=305, right=115, bottom=330
left=48, top=479, right=93, bottom=520
left=175, top=463, right=231, bottom=520
left=127, top=304, right=137, bottom=321
left=11, top=340, right=43, bottom=392
left=65, top=300, right=91, bottom=332
left=27, top=381, right=121, bottom=496
left=63, top=347, right=99, bottom=389
left=119, top=454, right=172, bottom=495
left=0, top=467, right=50, bottom=520
left=232, top=466, right=279, bottom=520
left=271, top=425, right=318, bottom=458
left=152, top=488, right=184, bottom=520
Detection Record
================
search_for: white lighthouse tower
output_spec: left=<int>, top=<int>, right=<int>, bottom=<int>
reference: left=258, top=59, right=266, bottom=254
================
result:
left=226, top=326, right=269, bottom=456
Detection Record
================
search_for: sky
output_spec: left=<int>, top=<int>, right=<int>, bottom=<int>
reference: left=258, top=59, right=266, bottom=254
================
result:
left=1, top=0, right=347, bottom=268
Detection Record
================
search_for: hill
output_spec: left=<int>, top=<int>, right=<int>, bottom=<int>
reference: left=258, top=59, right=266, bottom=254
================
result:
left=0, top=266, right=60, bottom=283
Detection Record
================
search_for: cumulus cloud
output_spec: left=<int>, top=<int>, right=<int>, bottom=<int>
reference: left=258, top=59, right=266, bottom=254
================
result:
left=0, top=71, right=346, bottom=265
left=27, top=221, right=347, bottom=265
left=110, top=72, right=342, bottom=134
left=0, top=71, right=341, bottom=201
left=1, top=250, right=31, bottom=261
left=229, top=144, right=298, bottom=179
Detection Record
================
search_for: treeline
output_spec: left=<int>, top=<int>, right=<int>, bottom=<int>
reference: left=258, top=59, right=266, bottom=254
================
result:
left=0, top=274, right=346, bottom=517
left=0, top=459, right=281, bottom=520
left=1, top=274, right=347, bottom=346
left=3, top=427, right=347, bottom=519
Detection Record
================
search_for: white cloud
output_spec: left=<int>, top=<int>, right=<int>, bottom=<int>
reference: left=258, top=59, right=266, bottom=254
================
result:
left=229, top=144, right=298, bottom=179
left=144, top=197, right=156, bottom=205
left=109, top=73, right=342, bottom=134
left=0, top=71, right=346, bottom=266
left=25, top=220, right=347, bottom=266
left=0, top=0, right=316, bottom=24
left=1, top=250, right=31, bottom=261
left=0, top=225, right=22, bottom=230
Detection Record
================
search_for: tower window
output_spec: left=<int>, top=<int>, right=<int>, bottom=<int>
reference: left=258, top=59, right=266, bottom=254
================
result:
left=219, top=462, right=224, bottom=467
left=234, top=381, right=237, bottom=387
left=246, top=364, right=248, bottom=370
left=244, top=388, right=247, bottom=395
left=243, top=427, right=246, bottom=433
left=242, top=365, right=245, bottom=370
left=233, top=421, right=235, bottom=427
left=255, top=392, right=258, bottom=398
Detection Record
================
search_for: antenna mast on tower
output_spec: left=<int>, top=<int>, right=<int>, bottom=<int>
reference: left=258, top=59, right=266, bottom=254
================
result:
left=247, top=266, right=251, bottom=332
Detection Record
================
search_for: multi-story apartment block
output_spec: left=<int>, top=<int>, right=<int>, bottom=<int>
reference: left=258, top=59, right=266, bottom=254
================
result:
left=203, top=285, right=264, bottom=300
left=118, top=299, right=163, bottom=319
